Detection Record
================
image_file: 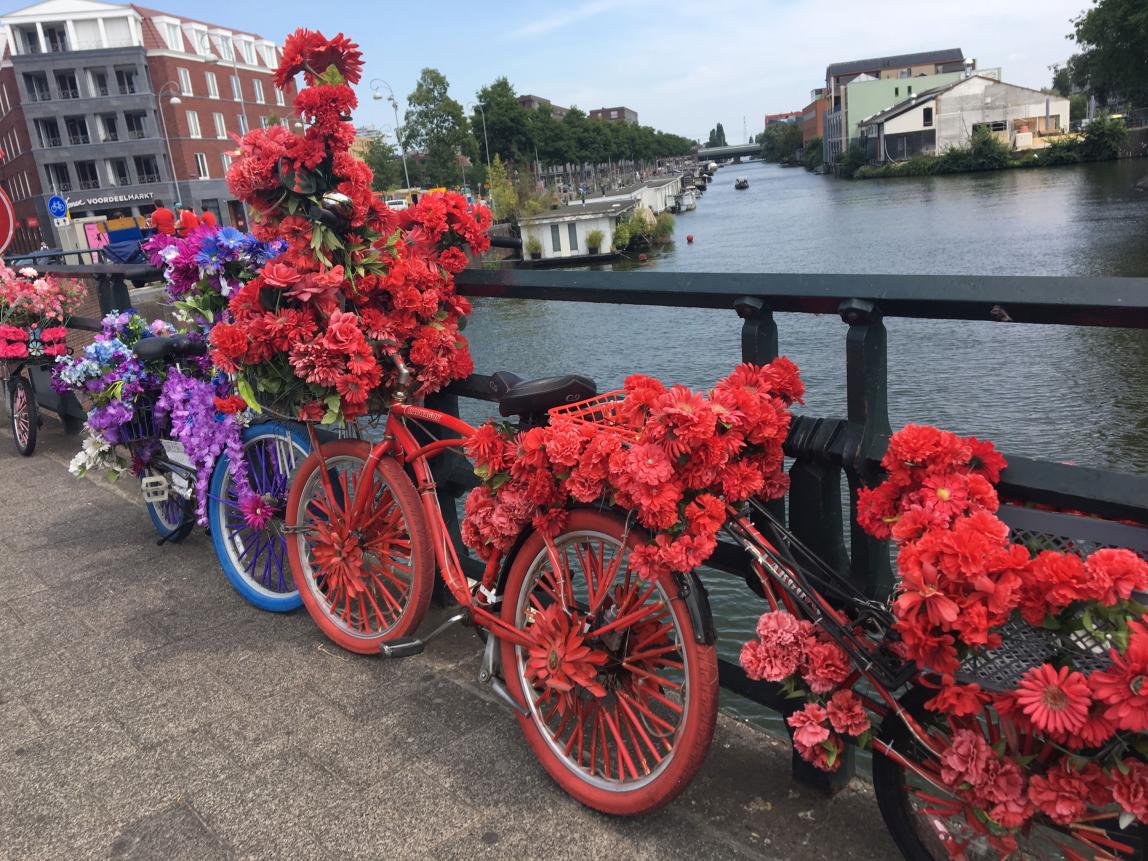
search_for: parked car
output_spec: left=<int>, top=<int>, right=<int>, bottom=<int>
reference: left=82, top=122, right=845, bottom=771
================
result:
left=385, top=199, right=409, bottom=211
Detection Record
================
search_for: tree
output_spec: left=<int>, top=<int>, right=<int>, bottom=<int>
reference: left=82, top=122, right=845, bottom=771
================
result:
left=760, top=123, right=803, bottom=162
left=361, top=137, right=403, bottom=192
left=1067, top=0, right=1148, bottom=106
left=473, top=77, right=532, bottom=165
left=706, top=123, right=727, bottom=147
left=1050, top=64, right=1072, bottom=97
left=403, top=67, right=475, bottom=188
left=486, top=154, right=517, bottom=222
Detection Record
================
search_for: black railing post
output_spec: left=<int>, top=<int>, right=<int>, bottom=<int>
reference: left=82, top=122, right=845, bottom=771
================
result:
left=839, top=299, right=894, bottom=599
left=96, top=273, right=130, bottom=314
left=736, top=296, right=780, bottom=527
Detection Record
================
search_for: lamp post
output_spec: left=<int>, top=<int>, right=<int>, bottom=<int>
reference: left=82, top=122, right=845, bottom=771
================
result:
left=156, top=81, right=182, bottom=208
left=371, top=78, right=411, bottom=190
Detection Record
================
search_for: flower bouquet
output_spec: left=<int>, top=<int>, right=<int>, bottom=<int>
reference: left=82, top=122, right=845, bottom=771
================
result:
left=740, top=423, right=1148, bottom=856
left=208, top=29, right=490, bottom=424
left=143, top=225, right=285, bottom=327
left=0, top=265, right=87, bottom=361
left=460, top=360, right=804, bottom=581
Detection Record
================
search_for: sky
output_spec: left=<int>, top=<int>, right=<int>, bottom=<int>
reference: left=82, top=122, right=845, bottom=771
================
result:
left=148, top=0, right=1089, bottom=142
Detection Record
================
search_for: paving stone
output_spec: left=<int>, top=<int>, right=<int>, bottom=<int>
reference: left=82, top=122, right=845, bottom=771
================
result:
left=0, top=782, right=117, bottom=861
left=108, top=802, right=231, bottom=861
left=0, top=698, right=47, bottom=754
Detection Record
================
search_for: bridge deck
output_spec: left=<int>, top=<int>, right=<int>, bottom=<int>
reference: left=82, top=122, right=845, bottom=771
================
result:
left=0, top=426, right=897, bottom=860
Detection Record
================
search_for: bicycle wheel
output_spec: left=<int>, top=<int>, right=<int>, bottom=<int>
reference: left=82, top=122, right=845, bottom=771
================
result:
left=285, top=440, right=433, bottom=655
left=10, top=374, right=37, bottom=457
left=143, top=466, right=196, bottom=542
left=208, top=421, right=310, bottom=612
left=872, top=687, right=1148, bottom=861
left=500, top=508, right=718, bottom=815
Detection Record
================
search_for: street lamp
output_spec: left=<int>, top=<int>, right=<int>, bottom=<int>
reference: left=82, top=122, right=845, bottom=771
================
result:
left=370, top=78, right=411, bottom=190
left=156, top=81, right=182, bottom=208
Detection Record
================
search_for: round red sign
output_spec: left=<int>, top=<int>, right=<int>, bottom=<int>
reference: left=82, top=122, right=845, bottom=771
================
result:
left=0, top=187, right=14, bottom=256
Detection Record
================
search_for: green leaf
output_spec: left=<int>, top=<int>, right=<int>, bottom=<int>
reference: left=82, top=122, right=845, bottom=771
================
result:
left=490, top=472, right=511, bottom=491
left=321, top=407, right=341, bottom=425
left=237, top=377, right=262, bottom=413
left=473, top=463, right=490, bottom=481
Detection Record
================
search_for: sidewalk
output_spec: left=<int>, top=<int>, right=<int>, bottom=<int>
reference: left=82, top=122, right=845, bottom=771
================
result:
left=0, top=424, right=900, bottom=861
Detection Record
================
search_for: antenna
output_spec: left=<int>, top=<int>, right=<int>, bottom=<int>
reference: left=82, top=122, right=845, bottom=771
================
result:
left=743, top=115, right=748, bottom=143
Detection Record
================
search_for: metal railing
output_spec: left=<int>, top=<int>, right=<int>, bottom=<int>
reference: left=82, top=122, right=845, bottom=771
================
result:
left=12, top=260, right=1148, bottom=794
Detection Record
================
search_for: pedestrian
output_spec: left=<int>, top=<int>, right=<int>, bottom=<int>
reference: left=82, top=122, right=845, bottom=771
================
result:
left=178, top=207, right=200, bottom=236
left=149, top=199, right=175, bottom=235
left=200, top=209, right=218, bottom=227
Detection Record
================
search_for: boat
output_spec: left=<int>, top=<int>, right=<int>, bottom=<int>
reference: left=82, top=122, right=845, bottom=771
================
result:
left=734, top=177, right=749, bottom=190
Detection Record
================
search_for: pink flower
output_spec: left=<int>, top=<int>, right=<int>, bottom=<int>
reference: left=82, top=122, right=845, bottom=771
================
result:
left=1027, top=766, right=1088, bottom=825
left=826, top=690, right=869, bottom=737
left=1111, top=759, right=1148, bottom=824
left=787, top=703, right=830, bottom=748
left=1014, top=664, right=1091, bottom=736
left=801, top=639, right=851, bottom=694
left=939, top=729, right=993, bottom=788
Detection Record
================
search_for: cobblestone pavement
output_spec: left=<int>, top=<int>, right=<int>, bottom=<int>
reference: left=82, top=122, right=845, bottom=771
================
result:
left=0, top=424, right=900, bottom=860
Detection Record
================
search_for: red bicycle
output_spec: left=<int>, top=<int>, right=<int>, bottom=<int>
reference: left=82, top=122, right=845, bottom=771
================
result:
left=285, top=354, right=719, bottom=815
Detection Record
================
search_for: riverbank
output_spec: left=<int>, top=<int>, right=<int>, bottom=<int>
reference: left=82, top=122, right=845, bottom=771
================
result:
left=0, top=424, right=899, bottom=860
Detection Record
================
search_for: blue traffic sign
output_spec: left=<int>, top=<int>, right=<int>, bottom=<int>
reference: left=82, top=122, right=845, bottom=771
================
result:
left=47, top=195, right=68, bottom=218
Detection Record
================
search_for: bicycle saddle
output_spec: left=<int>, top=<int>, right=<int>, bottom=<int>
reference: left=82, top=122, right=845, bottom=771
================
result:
left=498, top=374, right=597, bottom=418
left=132, top=334, right=207, bottom=362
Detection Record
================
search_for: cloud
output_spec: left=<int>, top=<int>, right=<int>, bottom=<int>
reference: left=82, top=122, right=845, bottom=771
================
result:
left=507, top=0, right=635, bottom=38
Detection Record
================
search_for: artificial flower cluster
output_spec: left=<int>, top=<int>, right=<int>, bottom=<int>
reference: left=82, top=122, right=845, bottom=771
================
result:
left=53, top=311, right=177, bottom=443
left=0, top=323, right=66, bottom=359
left=208, top=28, right=489, bottom=423
left=461, top=360, right=804, bottom=581
left=0, top=265, right=86, bottom=358
left=143, top=226, right=285, bottom=326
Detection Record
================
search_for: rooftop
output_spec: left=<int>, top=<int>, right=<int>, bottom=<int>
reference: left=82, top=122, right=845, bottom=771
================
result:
left=520, top=199, right=637, bottom=221
left=827, top=48, right=964, bottom=78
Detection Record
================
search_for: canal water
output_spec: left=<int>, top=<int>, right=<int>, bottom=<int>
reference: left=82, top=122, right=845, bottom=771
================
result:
left=461, top=157, right=1148, bottom=723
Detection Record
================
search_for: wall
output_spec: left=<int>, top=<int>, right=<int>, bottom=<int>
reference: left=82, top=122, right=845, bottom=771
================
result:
left=935, top=79, right=1070, bottom=151
left=523, top=212, right=618, bottom=259
left=844, top=71, right=964, bottom=142
left=801, top=96, right=828, bottom=144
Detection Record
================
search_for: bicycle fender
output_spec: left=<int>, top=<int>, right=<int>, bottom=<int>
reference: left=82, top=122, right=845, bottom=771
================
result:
left=673, top=570, right=717, bottom=646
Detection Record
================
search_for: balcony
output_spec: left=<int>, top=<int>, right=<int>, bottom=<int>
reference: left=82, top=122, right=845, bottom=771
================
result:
left=40, top=137, right=62, bottom=148
left=68, top=135, right=90, bottom=146
left=27, top=91, right=51, bottom=103
left=77, top=179, right=100, bottom=190
left=58, top=88, right=80, bottom=100
left=126, top=129, right=147, bottom=140
left=137, top=173, right=160, bottom=184
left=118, top=84, right=137, bottom=95
left=50, top=182, right=73, bottom=192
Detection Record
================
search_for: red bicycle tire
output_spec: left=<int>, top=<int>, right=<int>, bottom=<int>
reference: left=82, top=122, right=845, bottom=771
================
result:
left=499, top=508, right=718, bottom=815
left=285, top=439, right=434, bottom=655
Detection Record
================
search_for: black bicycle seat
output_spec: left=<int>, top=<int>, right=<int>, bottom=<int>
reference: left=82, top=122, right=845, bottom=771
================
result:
left=132, top=334, right=207, bottom=362
left=498, top=374, right=596, bottom=418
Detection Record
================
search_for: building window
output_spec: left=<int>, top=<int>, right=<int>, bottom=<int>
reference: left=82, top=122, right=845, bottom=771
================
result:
left=133, top=155, right=160, bottom=184
left=106, top=158, right=130, bottom=186
left=124, top=111, right=147, bottom=140
left=252, top=79, right=265, bottom=104
left=98, top=115, right=119, bottom=142
left=75, top=161, right=100, bottom=190
left=186, top=111, right=202, bottom=138
left=259, top=115, right=270, bottom=129
left=215, top=33, right=235, bottom=62
left=260, top=43, right=277, bottom=68
left=201, top=198, right=222, bottom=221
left=64, top=116, right=90, bottom=145
left=238, top=38, right=257, bottom=65
left=116, top=68, right=138, bottom=95
left=923, top=107, right=933, bottom=128
left=34, top=119, right=61, bottom=148
left=231, top=75, right=242, bottom=101
left=195, top=152, right=209, bottom=179
left=205, top=72, right=219, bottom=99
left=275, top=88, right=285, bottom=107
left=550, top=224, right=561, bottom=253
left=237, top=113, right=249, bottom=134
left=162, top=21, right=182, bottom=51
left=45, top=163, right=71, bottom=192
left=55, top=70, right=79, bottom=99
left=894, top=87, right=899, bottom=97
left=213, top=112, right=226, bottom=138
left=44, top=24, right=68, bottom=53
left=23, top=72, right=50, bottom=102
left=568, top=223, right=578, bottom=251
left=89, top=70, right=109, bottom=97
left=907, top=85, right=913, bottom=96
left=178, top=67, right=193, bottom=96
left=221, top=152, right=233, bottom=174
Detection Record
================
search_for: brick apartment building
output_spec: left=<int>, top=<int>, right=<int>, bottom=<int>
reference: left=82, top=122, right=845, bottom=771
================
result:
left=588, top=106, right=637, bottom=124
left=0, top=0, right=296, bottom=251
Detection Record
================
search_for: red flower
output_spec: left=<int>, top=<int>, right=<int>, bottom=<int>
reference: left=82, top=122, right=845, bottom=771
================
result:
left=524, top=603, right=607, bottom=705
left=787, top=702, right=830, bottom=748
left=801, top=639, right=851, bottom=694
left=213, top=394, right=248, bottom=414
left=740, top=611, right=807, bottom=682
left=275, top=28, right=364, bottom=89
left=1089, top=617, right=1148, bottom=732
left=1013, top=663, right=1091, bottom=736
left=298, top=400, right=324, bottom=422
left=939, top=728, right=993, bottom=787
left=1111, top=759, right=1148, bottom=824
left=924, top=678, right=989, bottom=717
left=1085, top=548, right=1148, bottom=605
left=1027, top=766, right=1089, bottom=825
left=826, top=690, right=869, bottom=736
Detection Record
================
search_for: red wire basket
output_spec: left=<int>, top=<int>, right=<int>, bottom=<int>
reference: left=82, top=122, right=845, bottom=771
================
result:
left=547, top=390, right=640, bottom=441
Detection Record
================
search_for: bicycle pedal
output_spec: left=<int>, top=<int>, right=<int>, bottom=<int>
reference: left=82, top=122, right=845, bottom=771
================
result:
left=380, top=636, right=425, bottom=659
left=140, top=474, right=169, bottom=503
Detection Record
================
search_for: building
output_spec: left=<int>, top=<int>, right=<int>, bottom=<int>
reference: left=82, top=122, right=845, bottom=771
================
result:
left=518, top=94, right=567, bottom=120
left=519, top=199, right=636, bottom=261
left=800, top=90, right=829, bottom=145
left=589, top=106, right=637, bottom=124
left=823, top=48, right=974, bottom=165
left=567, top=174, right=681, bottom=214
left=763, top=110, right=801, bottom=128
left=350, top=124, right=385, bottom=160
left=857, top=76, right=1070, bottom=163
left=0, top=0, right=296, bottom=251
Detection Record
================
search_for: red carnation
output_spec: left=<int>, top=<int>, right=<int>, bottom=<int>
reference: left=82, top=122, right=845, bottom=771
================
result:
left=275, top=29, right=364, bottom=89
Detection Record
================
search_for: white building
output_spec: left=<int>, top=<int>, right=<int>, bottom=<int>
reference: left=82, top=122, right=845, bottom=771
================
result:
left=858, top=76, right=1071, bottom=163
left=519, top=199, right=636, bottom=260
left=567, top=174, right=682, bottom=215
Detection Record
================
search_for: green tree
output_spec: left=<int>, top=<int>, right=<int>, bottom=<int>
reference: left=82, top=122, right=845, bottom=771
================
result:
left=486, top=154, right=517, bottom=222
left=472, top=77, right=532, bottom=164
left=1079, top=114, right=1128, bottom=160
left=1050, top=64, right=1072, bottom=97
left=706, top=123, right=727, bottom=147
left=1067, top=0, right=1148, bottom=105
left=362, top=137, right=402, bottom=192
left=802, top=137, right=824, bottom=170
left=760, top=123, right=803, bottom=162
left=404, top=67, right=475, bottom=188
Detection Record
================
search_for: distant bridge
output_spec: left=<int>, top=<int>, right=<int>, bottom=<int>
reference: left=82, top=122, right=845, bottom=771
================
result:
left=696, top=143, right=760, bottom=160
